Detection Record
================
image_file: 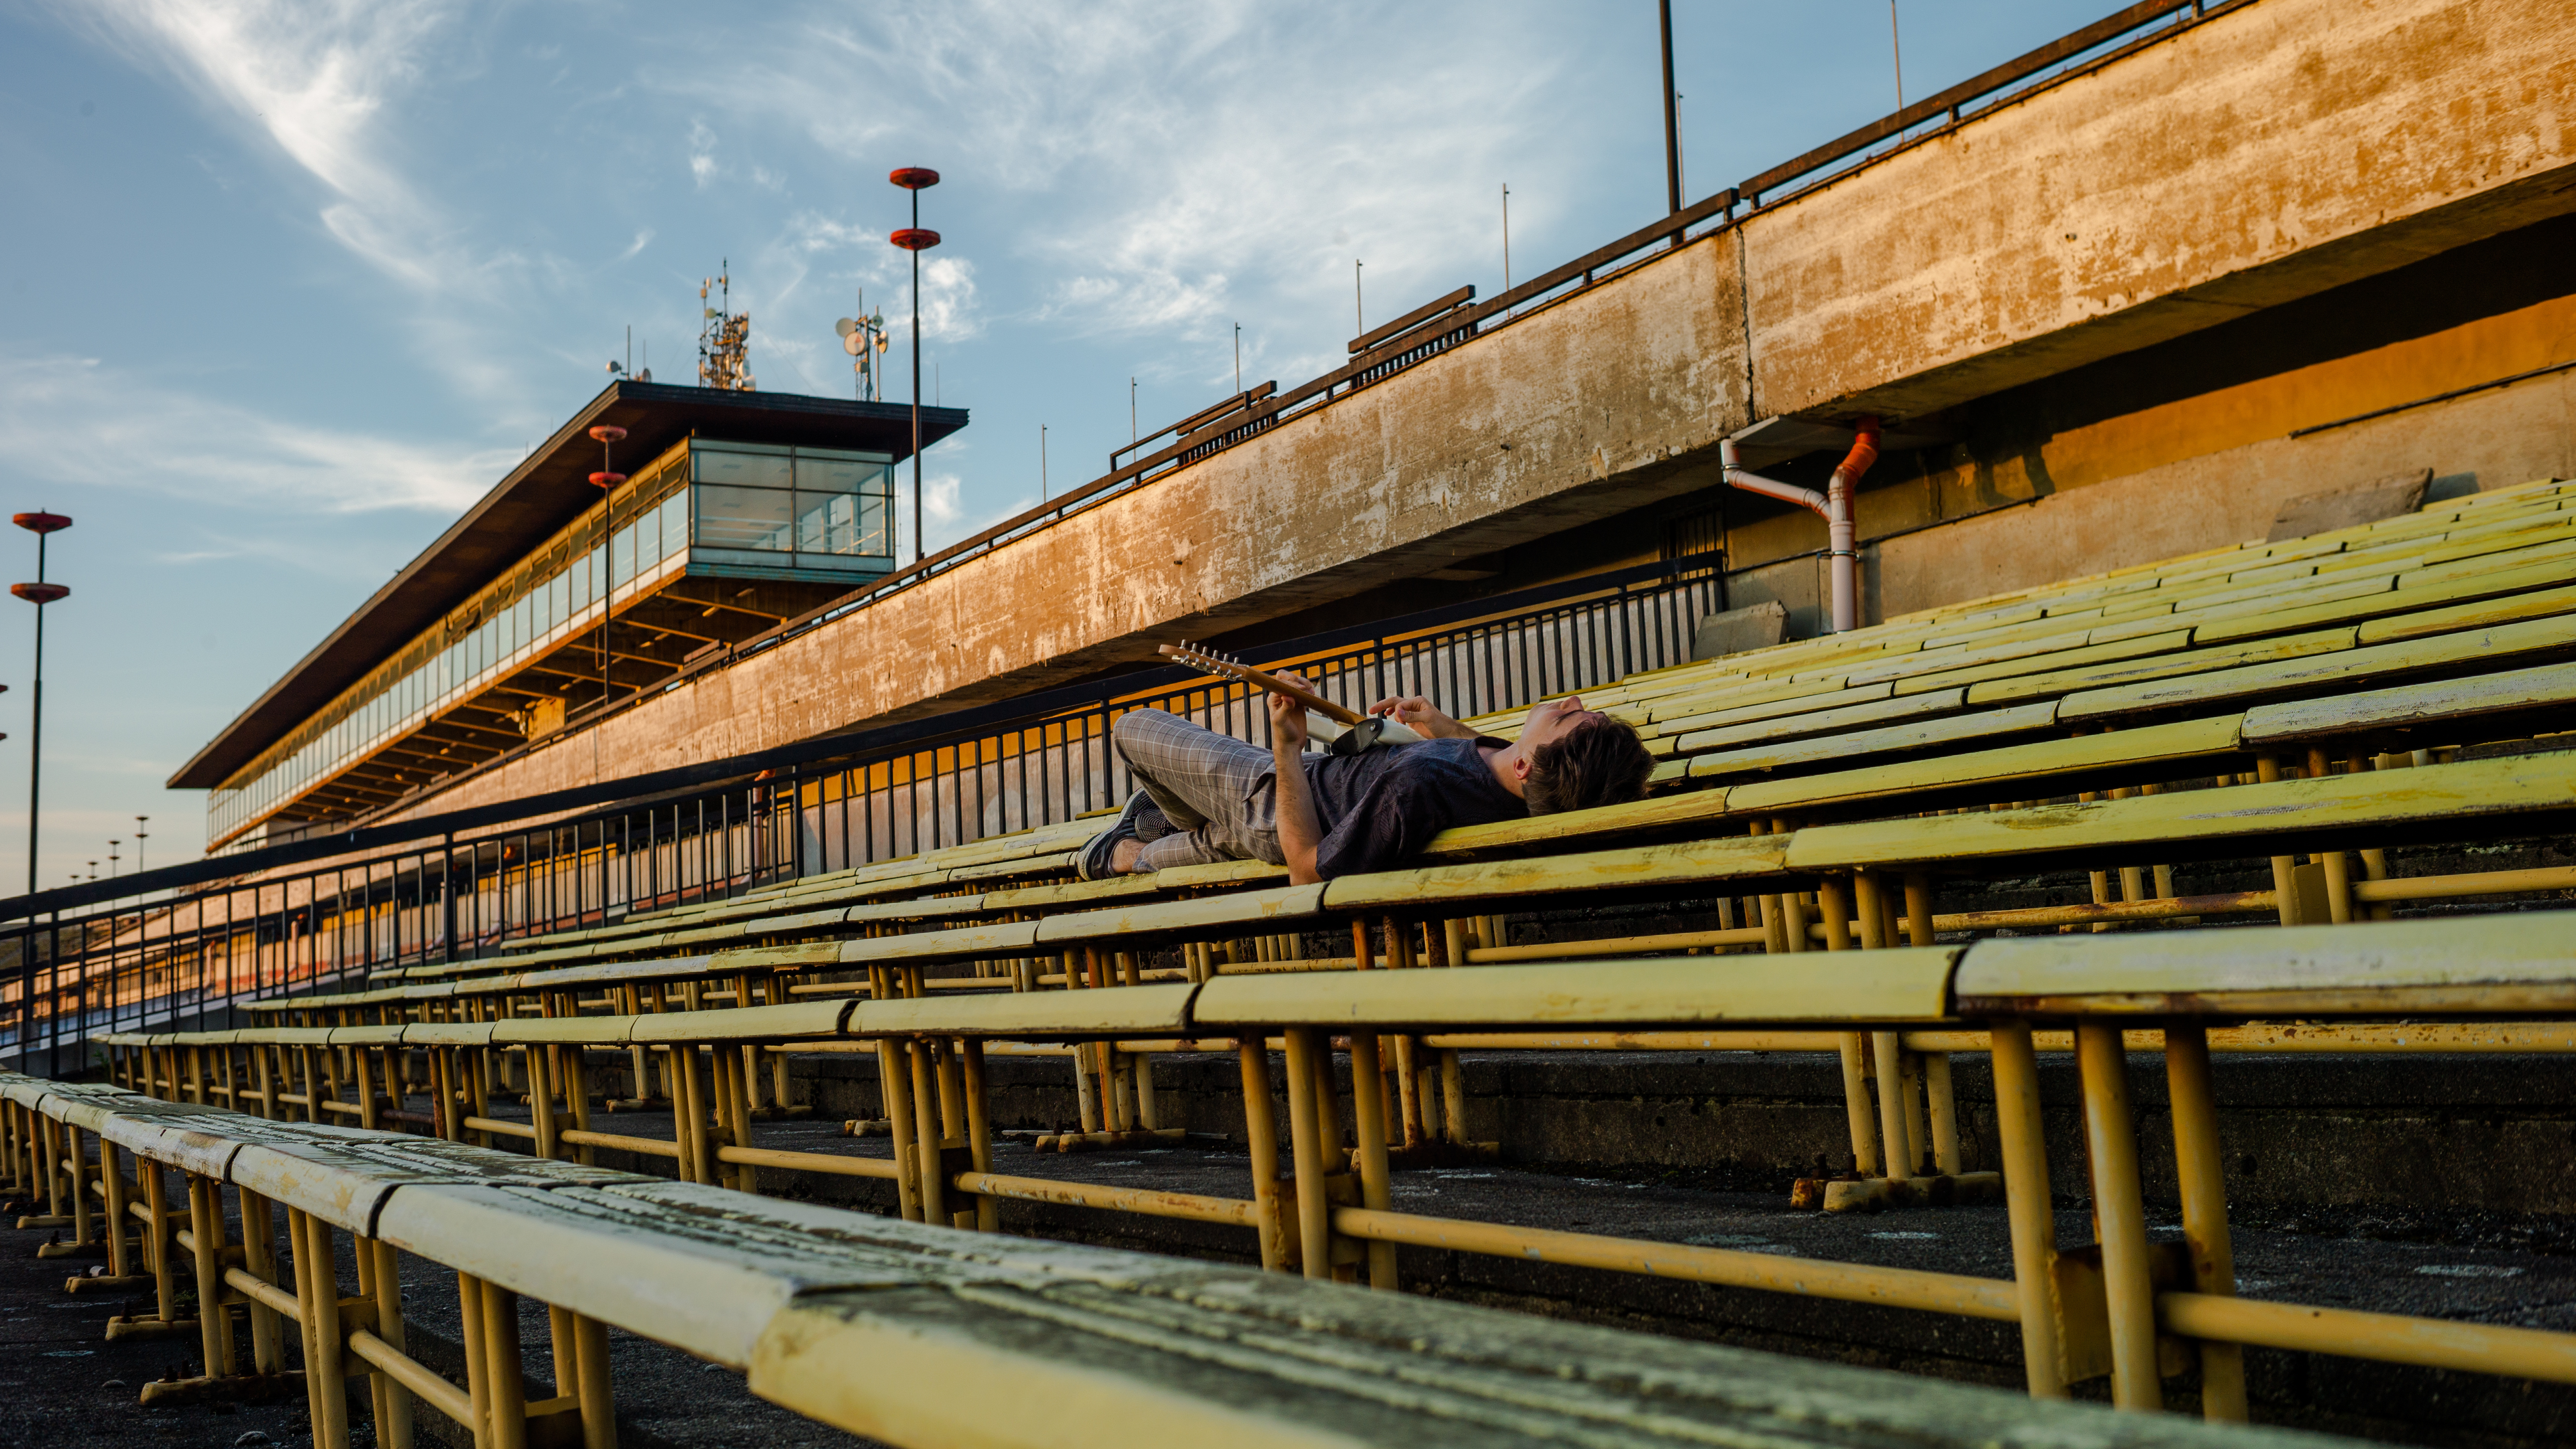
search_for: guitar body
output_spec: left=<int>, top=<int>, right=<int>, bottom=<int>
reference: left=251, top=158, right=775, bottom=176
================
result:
left=1308, top=711, right=1423, bottom=756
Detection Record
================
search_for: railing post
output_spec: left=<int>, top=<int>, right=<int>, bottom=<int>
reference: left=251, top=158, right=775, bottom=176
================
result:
left=441, top=834, right=457, bottom=965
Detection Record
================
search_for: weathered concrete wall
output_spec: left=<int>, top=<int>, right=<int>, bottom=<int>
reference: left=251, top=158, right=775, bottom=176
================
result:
left=1870, top=364, right=2576, bottom=618
left=1715, top=285, right=2576, bottom=633
left=1747, top=0, right=2576, bottom=421
left=369, top=0, right=2576, bottom=825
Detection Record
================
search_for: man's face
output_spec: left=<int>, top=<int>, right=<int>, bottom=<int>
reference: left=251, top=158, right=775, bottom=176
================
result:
left=1522, top=694, right=1604, bottom=750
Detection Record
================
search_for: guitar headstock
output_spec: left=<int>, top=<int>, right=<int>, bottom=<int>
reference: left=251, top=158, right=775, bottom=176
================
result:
left=1158, top=640, right=1245, bottom=678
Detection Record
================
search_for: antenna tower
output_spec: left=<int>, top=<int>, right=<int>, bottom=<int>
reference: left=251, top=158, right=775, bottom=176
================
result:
left=697, top=262, right=755, bottom=391
left=835, top=290, right=891, bottom=402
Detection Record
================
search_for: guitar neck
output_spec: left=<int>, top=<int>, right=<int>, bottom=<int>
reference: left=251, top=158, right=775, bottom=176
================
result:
left=1158, top=647, right=1363, bottom=724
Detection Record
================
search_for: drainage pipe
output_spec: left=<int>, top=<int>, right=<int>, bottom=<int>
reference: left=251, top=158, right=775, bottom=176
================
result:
left=1720, top=417, right=1881, bottom=632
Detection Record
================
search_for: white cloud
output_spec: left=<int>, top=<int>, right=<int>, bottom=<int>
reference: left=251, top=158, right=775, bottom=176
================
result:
left=669, top=0, right=1567, bottom=351
left=688, top=118, right=720, bottom=187
left=922, top=470, right=963, bottom=525
left=56, top=0, right=572, bottom=420
left=0, top=354, right=502, bottom=516
left=68, top=0, right=460, bottom=279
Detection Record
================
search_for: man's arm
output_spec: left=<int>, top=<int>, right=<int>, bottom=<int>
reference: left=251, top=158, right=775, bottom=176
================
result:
left=1368, top=693, right=1477, bottom=739
left=1271, top=674, right=1326, bottom=885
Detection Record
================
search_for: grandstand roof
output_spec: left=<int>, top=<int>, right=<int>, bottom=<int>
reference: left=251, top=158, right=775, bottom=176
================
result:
left=171, top=380, right=968, bottom=791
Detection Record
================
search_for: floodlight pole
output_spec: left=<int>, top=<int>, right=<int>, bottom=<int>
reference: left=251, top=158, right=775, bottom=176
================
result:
left=891, top=167, right=944, bottom=564
left=12, top=511, right=71, bottom=897
left=1660, top=0, right=1681, bottom=215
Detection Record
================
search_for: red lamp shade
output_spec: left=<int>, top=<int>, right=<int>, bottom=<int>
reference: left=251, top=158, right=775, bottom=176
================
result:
left=889, top=167, right=940, bottom=190
left=891, top=228, right=942, bottom=252
left=589, top=471, right=627, bottom=489
left=11, top=582, right=69, bottom=605
left=589, top=425, right=628, bottom=442
left=11, top=511, right=71, bottom=535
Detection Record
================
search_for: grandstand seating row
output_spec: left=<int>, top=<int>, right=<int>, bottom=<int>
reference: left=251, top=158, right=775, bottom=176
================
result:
left=91, top=476, right=2575, bottom=1434
left=2, top=1068, right=2303, bottom=1449
left=99, top=910, right=2576, bottom=1424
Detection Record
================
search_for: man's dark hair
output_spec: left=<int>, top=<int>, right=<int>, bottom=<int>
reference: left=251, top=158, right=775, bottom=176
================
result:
left=1524, top=716, right=1656, bottom=816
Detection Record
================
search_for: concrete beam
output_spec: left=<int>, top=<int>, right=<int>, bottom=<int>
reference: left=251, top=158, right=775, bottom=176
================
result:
left=1749, top=0, right=2576, bottom=422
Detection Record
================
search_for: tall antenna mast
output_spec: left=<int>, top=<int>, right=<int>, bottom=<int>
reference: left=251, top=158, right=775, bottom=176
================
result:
left=697, top=261, right=755, bottom=390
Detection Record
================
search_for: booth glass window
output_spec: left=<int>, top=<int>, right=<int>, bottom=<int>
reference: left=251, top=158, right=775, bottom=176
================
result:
left=693, top=441, right=893, bottom=572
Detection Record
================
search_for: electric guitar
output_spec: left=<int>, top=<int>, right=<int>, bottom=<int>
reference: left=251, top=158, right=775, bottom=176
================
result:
left=1158, top=642, right=1423, bottom=755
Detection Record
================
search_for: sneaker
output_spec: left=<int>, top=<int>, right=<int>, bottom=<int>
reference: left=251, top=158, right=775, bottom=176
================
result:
left=1075, top=791, right=1159, bottom=880
left=1131, top=793, right=1171, bottom=842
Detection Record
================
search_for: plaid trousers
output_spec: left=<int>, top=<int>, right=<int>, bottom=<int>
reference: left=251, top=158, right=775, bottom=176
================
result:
left=1111, top=707, right=1285, bottom=871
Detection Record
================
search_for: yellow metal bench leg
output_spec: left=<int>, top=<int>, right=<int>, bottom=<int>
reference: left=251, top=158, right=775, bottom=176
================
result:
left=187, top=1174, right=234, bottom=1378
left=293, top=1209, right=353, bottom=1449
left=241, top=1191, right=286, bottom=1376
left=478, top=1276, right=531, bottom=1449
left=459, top=1272, right=493, bottom=1446
left=571, top=1310, right=615, bottom=1449
left=1989, top=1021, right=2067, bottom=1400
left=961, top=1039, right=997, bottom=1232
left=1871, top=1033, right=1914, bottom=1183
left=1347, top=1031, right=1398, bottom=1292
left=66, top=1126, right=94, bottom=1248
left=368, top=1237, right=416, bottom=1449
left=1836, top=1037, right=1881, bottom=1178
left=2076, top=1022, right=2162, bottom=1411
left=875, top=1039, right=922, bottom=1220
left=1283, top=1027, right=1333, bottom=1281
left=100, top=1139, right=132, bottom=1280
left=1925, top=1053, right=1964, bottom=1176
left=2165, top=1025, right=2248, bottom=1422
left=1238, top=1040, right=1289, bottom=1272
left=906, top=1042, right=946, bottom=1223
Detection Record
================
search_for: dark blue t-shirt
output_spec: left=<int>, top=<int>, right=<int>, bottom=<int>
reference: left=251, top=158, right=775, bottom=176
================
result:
left=1302, top=736, right=1526, bottom=878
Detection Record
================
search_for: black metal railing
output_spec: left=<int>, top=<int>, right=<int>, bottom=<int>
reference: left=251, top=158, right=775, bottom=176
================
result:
left=1, top=553, right=1725, bottom=1077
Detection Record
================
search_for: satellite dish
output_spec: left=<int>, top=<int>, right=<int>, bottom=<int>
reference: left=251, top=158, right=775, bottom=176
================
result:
left=704, top=307, right=720, bottom=319
left=835, top=317, right=858, bottom=338
left=843, top=332, right=864, bottom=356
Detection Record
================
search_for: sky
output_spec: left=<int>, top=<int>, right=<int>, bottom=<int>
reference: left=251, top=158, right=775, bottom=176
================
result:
left=0, top=0, right=2114, bottom=886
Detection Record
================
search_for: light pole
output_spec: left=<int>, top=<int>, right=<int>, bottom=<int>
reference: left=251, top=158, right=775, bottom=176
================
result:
left=1659, top=0, right=1681, bottom=215
left=587, top=426, right=628, bottom=712
left=890, top=166, right=942, bottom=564
left=12, top=510, right=71, bottom=897
left=134, top=817, right=147, bottom=876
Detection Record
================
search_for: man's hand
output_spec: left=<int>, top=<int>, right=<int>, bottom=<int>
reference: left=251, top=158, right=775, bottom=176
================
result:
left=1369, top=693, right=1473, bottom=739
left=1269, top=672, right=1315, bottom=754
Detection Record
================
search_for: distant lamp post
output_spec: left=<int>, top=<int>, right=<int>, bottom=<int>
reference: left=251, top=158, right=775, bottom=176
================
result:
left=588, top=426, right=629, bottom=712
left=107, top=839, right=119, bottom=878
left=134, top=817, right=148, bottom=876
left=11, top=509, right=71, bottom=897
left=890, top=166, right=942, bottom=564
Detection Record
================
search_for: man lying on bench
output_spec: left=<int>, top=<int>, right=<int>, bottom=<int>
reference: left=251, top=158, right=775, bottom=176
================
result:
left=1079, top=673, right=1655, bottom=884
